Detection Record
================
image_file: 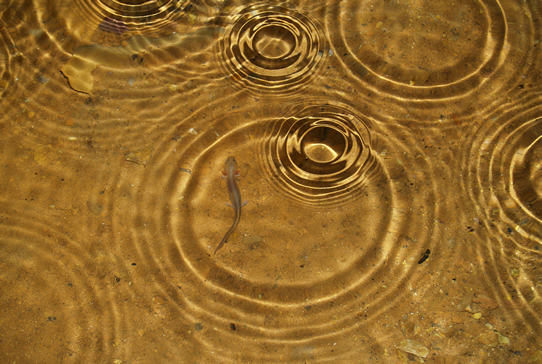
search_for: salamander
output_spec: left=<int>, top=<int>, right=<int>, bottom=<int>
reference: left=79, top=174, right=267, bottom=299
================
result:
left=214, top=156, right=243, bottom=255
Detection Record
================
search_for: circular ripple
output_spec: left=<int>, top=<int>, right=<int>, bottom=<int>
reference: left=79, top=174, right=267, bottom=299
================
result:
left=34, top=0, right=224, bottom=48
left=79, top=0, right=193, bottom=32
left=463, top=101, right=542, bottom=337
left=265, top=102, right=375, bottom=205
left=0, top=20, right=15, bottom=98
left=220, top=4, right=325, bottom=93
left=327, top=0, right=512, bottom=99
left=116, top=95, right=439, bottom=361
left=1, top=0, right=224, bottom=157
left=511, top=124, right=542, bottom=224
left=473, top=107, right=542, bottom=244
left=0, top=202, right=120, bottom=362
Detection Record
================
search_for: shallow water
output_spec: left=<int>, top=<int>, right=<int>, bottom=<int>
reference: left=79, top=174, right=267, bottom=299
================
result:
left=1, top=0, right=541, bottom=362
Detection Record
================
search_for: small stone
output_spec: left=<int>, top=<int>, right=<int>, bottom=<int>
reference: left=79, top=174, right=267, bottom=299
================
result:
left=28, top=111, right=35, bottom=119
left=473, top=312, right=482, bottom=320
left=510, top=268, right=519, bottom=278
left=478, top=331, right=498, bottom=347
left=33, top=145, right=58, bottom=166
left=457, top=297, right=480, bottom=313
left=194, top=323, right=203, bottom=331
left=168, top=84, right=179, bottom=92
left=497, top=332, right=510, bottom=345
left=397, top=339, right=429, bottom=358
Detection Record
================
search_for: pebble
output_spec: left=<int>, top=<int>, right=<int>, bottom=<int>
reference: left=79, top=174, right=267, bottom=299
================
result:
left=33, top=145, right=58, bottom=166
left=397, top=339, right=429, bottom=358
left=456, top=297, right=480, bottom=313
left=497, top=332, right=510, bottom=344
left=478, top=331, right=498, bottom=347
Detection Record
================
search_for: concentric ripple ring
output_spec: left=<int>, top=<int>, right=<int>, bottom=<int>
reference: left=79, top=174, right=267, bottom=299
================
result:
left=221, top=4, right=325, bottom=93
left=327, top=0, right=511, bottom=99
left=265, top=102, right=375, bottom=205
left=482, top=113, right=542, bottom=244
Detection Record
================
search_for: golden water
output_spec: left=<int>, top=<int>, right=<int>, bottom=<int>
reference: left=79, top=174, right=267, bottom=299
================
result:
left=1, top=0, right=541, bottom=362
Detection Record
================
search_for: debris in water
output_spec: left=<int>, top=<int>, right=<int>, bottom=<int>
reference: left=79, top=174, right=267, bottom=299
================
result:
left=417, top=249, right=430, bottom=264
left=125, top=148, right=152, bottom=165
left=396, top=339, right=429, bottom=358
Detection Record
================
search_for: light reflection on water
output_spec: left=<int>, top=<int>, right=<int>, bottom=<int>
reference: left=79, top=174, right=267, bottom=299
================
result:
left=0, top=0, right=541, bottom=362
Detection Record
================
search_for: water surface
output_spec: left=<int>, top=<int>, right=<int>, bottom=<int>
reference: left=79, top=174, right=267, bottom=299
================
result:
left=1, top=0, right=541, bottom=362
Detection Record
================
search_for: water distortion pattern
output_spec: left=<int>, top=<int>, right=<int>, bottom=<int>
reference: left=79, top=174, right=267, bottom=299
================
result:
left=1, top=0, right=542, bottom=362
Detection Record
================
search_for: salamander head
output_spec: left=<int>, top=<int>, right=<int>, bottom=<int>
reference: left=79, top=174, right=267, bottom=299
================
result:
left=225, top=156, right=237, bottom=170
